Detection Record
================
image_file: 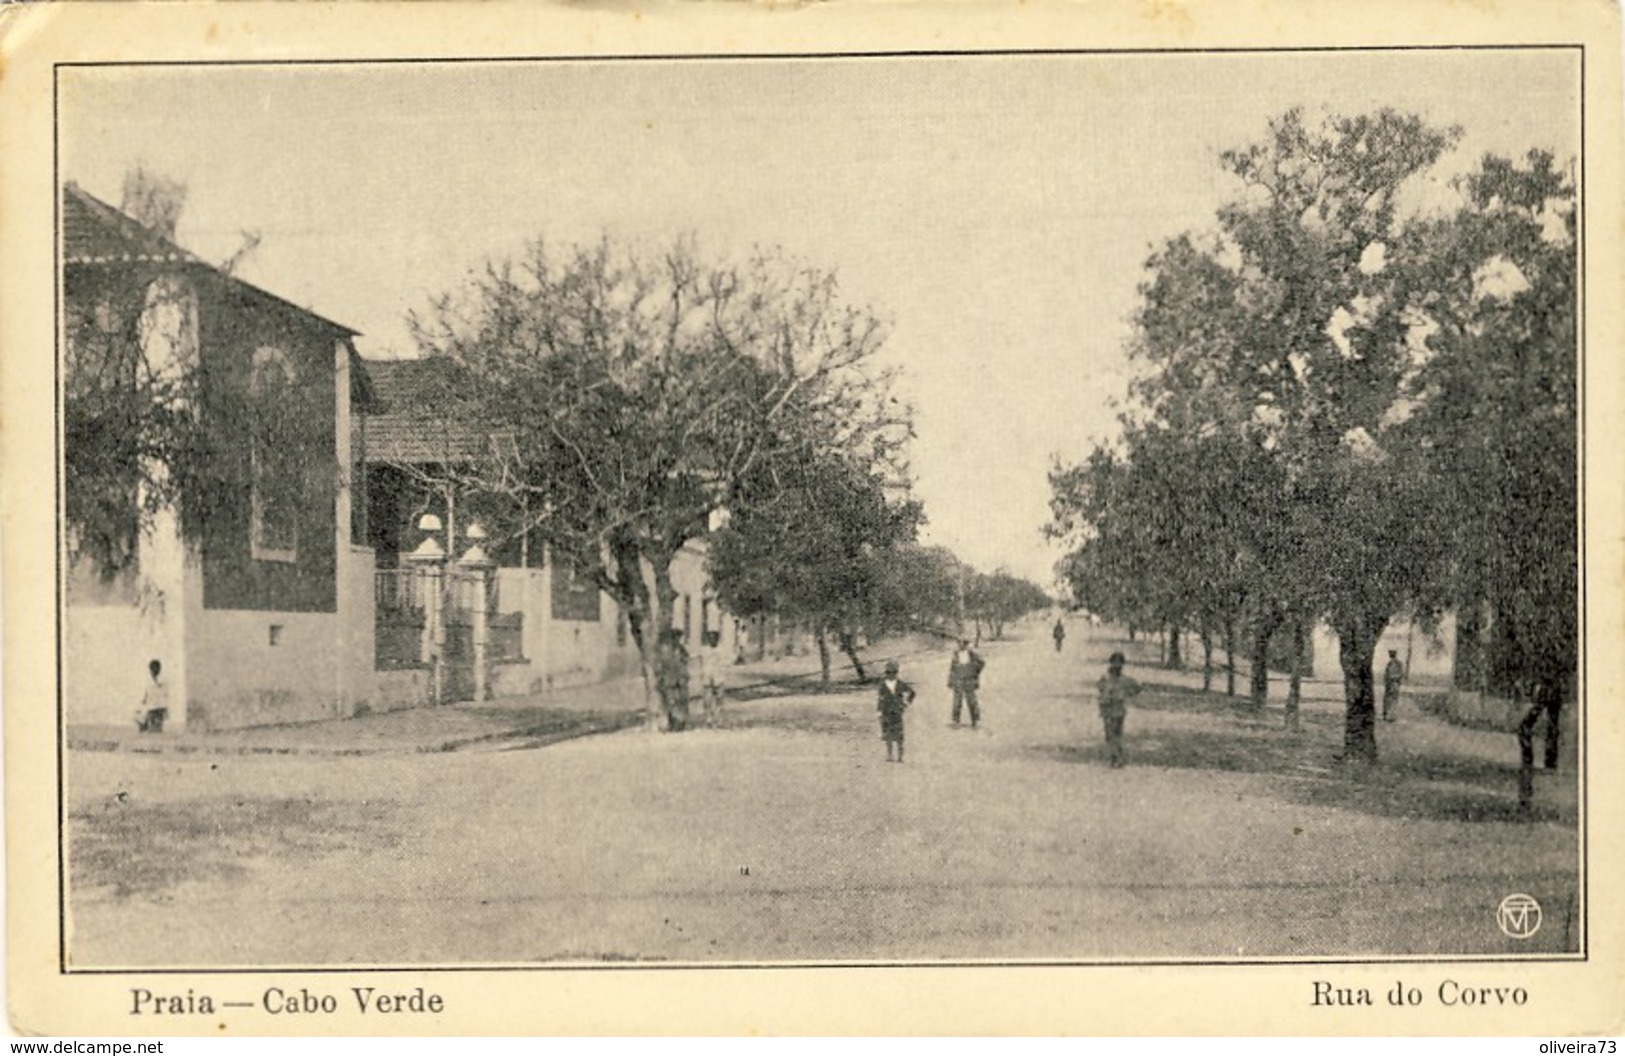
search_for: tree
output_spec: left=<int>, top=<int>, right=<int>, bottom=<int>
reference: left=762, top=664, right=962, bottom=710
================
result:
left=65, top=172, right=269, bottom=583
left=965, top=570, right=1051, bottom=640
left=1404, top=150, right=1577, bottom=755
left=1053, top=109, right=1501, bottom=759
left=409, top=238, right=909, bottom=729
left=870, top=544, right=967, bottom=636
left=707, top=446, right=921, bottom=686
left=1213, top=108, right=1463, bottom=759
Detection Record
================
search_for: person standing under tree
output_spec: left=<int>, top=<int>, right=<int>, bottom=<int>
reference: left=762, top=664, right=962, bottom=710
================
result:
left=1053, top=618, right=1067, bottom=653
left=657, top=628, right=692, bottom=732
left=878, top=660, right=916, bottom=763
left=1097, top=651, right=1142, bottom=768
left=1382, top=649, right=1405, bottom=722
left=1517, top=659, right=1568, bottom=812
left=698, top=631, right=726, bottom=727
left=947, top=638, right=985, bottom=729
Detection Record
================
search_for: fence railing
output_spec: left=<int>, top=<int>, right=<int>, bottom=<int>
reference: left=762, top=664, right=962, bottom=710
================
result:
left=375, top=566, right=500, bottom=615
left=374, top=566, right=520, bottom=671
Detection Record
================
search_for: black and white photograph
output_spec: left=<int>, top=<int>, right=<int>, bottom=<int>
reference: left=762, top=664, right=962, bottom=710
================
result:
left=4, top=0, right=1621, bottom=1037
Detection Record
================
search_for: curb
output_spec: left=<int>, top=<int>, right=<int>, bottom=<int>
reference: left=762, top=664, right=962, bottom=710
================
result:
left=66, top=711, right=647, bottom=759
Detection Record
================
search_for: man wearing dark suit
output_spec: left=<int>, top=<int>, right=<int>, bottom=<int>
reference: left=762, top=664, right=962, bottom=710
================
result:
left=947, top=638, right=985, bottom=729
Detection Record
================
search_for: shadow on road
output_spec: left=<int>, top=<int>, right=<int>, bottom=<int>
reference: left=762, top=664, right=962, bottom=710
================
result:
left=71, top=794, right=405, bottom=899
left=1031, top=685, right=1575, bottom=827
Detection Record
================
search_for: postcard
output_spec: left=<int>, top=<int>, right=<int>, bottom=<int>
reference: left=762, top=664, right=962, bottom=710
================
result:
left=3, top=0, right=1620, bottom=1037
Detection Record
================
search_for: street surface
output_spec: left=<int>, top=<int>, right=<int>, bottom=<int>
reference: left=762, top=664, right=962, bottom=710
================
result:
left=66, top=623, right=1580, bottom=966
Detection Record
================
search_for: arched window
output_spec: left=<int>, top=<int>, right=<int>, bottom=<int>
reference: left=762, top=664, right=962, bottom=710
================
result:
left=249, top=346, right=300, bottom=562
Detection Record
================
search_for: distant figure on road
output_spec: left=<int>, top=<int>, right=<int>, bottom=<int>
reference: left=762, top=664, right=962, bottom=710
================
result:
left=1096, top=651, right=1142, bottom=768
left=136, top=659, right=169, bottom=734
left=878, top=660, right=916, bottom=763
left=1382, top=649, right=1405, bottom=722
left=698, top=631, right=726, bottom=727
left=947, top=638, right=985, bottom=729
left=1053, top=618, right=1067, bottom=653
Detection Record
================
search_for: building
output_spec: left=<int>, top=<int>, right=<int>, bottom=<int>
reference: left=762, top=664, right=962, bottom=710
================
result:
left=360, top=356, right=736, bottom=707
left=61, top=183, right=733, bottom=731
left=62, top=183, right=376, bottom=731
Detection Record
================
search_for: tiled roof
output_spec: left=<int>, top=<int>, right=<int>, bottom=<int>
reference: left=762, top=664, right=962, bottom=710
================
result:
left=361, top=357, right=498, bottom=465
left=63, top=182, right=203, bottom=266
left=62, top=182, right=359, bottom=337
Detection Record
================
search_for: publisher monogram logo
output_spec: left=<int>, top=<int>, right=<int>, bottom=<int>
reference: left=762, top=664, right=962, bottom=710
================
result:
left=1497, top=893, right=1542, bottom=939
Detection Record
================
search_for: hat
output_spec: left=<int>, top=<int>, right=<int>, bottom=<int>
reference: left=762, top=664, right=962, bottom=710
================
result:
left=884, top=660, right=900, bottom=675
left=1108, top=651, right=1126, bottom=666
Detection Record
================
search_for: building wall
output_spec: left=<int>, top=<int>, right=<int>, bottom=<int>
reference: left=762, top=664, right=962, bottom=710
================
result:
left=491, top=566, right=622, bottom=695
left=373, top=668, right=432, bottom=712
left=482, top=542, right=730, bottom=698
left=185, top=609, right=345, bottom=730
left=62, top=218, right=372, bottom=732
left=64, top=603, right=169, bottom=728
left=338, top=544, right=378, bottom=717
left=197, top=280, right=341, bottom=615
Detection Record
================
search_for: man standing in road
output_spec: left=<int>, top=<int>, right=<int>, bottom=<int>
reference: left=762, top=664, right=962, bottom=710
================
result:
left=1097, top=651, right=1142, bottom=768
left=1053, top=618, right=1067, bottom=653
left=947, top=638, right=985, bottom=729
left=1382, top=649, right=1405, bottom=722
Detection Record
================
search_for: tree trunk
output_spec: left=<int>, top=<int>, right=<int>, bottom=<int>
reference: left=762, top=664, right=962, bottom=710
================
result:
left=648, top=555, right=689, bottom=732
left=607, top=533, right=658, bottom=725
left=1249, top=611, right=1282, bottom=711
left=1336, top=613, right=1387, bottom=762
left=1224, top=615, right=1237, bottom=697
left=815, top=624, right=832, bottom=688
left=1200, top=625, right=1214, bottom=692
left=1286, top=617, right=1306, bottom=731
left=836, top=628, right=867, bottom=681
left=1167, top=624, right=1183, bottom=669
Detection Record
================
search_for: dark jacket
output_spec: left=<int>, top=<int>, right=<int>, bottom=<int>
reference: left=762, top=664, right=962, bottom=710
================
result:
left=948, top=649, right=985, bottom=690
left=878, top=678, right=916, bottom=740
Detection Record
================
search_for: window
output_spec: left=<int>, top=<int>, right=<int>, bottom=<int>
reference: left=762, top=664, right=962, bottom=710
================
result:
left=249, top=346, right=300, bottom=563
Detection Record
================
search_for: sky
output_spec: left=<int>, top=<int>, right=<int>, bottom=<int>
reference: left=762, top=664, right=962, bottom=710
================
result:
left=60, top=50, right=1579, bottom=585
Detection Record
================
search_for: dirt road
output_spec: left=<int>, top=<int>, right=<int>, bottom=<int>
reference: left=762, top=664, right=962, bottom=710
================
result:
left=66, top=623, right=1580, bottom=966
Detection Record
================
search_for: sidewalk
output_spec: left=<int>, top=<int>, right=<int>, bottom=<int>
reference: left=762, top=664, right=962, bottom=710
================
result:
left=67, top=675, right=651, bottom=757
left=66, top=632, right=958, bottom=758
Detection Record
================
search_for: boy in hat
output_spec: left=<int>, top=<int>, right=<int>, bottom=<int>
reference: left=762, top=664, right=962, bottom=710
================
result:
left=1097, top=651, right=1142, bottom=768
left=878, top=660, right=916, bottom=763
